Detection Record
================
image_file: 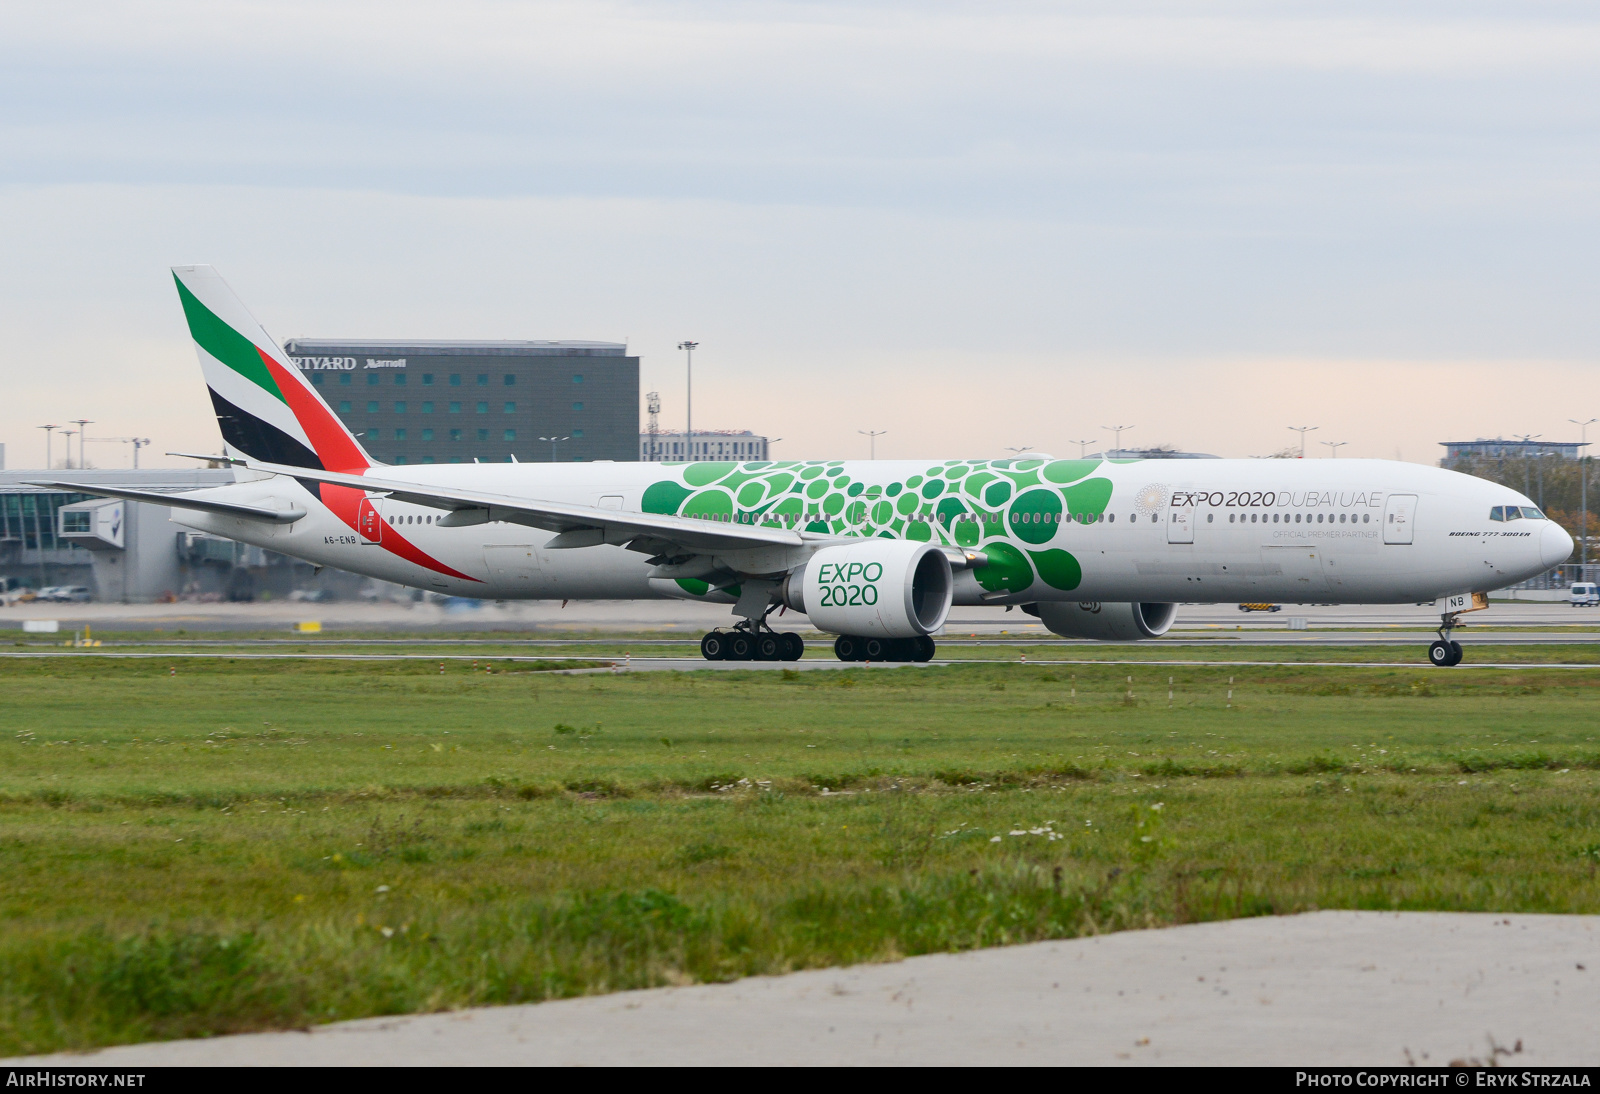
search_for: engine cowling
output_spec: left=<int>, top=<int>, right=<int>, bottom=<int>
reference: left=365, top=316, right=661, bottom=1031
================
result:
left=1028, top=601, right=1177, bottom=641
left=784, top=540, right=952, bottom=638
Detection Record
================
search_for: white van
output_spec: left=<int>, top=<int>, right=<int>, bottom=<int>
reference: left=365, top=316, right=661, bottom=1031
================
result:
left=1571, top=582, right=1599, bottom=607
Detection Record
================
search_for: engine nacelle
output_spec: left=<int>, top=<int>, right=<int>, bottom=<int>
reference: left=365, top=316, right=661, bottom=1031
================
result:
left=1028, top=601, right=1178, bottom=641
left=784, top=540, right=952, bottom=638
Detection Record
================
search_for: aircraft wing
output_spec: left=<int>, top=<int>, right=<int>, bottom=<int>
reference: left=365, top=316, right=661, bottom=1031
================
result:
left=23, top=482, right=305, bottom=524
left=238, top=459, right=818, bottom=555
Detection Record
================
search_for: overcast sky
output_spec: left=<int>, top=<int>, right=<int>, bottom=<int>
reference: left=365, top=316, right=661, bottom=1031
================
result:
left=2, top=1, right=1598, bottom=468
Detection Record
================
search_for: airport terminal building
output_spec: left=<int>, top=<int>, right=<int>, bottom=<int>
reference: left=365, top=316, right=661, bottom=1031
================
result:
left=286, top=339, right=640, bottom=466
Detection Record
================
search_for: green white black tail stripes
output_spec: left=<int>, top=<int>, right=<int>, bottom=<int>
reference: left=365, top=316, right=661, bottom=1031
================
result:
left=172, top=265, right=370, bottom=472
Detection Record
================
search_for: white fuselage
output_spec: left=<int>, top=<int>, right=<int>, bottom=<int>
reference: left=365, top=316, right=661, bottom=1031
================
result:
left=169, top=458, right=1568, bottom=607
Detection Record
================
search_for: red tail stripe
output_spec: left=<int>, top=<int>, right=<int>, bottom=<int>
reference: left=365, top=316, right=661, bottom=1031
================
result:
left=258, top=349, right=369, bottom=473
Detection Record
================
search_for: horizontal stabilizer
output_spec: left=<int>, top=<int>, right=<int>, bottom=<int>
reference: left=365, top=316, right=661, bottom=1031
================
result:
left=24, top=482, right=304, bottom=524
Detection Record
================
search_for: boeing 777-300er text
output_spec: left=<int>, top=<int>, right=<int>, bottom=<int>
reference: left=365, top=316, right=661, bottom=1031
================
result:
left=34, top=266, right=1573, bottom=667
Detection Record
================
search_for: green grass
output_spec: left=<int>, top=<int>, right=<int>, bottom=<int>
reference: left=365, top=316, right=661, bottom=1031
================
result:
left=3, top=656, right=1599, bottom=1056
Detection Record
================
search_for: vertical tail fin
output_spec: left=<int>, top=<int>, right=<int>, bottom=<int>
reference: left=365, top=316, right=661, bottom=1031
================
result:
left=172, top=265, right=371, bottom=472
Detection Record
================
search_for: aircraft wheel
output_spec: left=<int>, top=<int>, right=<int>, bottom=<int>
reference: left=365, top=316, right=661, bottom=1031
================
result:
left=700, top=631, right=728, bottom=661
left=780, top=633, right=805, bottom=661
left=727, top=634, right=754, bottom=661
left=755, top=634, right=782, bottom=661
left=864, top=637, right=889, bottom=661
left=913, top=635, right=936, bottom=662
left=1427, top=640, right=1454, bottom=667
left=834, top=635, right=862, bottom=661
left=1449, top=640, right=1464, bottom=666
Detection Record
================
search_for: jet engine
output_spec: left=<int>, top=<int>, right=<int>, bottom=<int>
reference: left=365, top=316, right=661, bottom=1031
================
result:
left=784, top=540, right=952, bottom=638
left=1027, top=601, right=1178, bottom=641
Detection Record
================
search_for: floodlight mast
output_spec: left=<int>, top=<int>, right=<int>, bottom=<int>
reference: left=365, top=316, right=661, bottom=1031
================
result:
left=1102, top=425, right=1132, bottom=455
left=72, top=420, right=92, bottom=470
left=859, top=430, right=887, bottom=460
left=1321, top=440, right=1347, bottom=458
left=1573, top=418, right=1597, bottom=568
left=1288, top=425, right=1318, bottom=458
left=678, top=341, right=698, bottom=462
left=37, top=425, right=59, bottom=470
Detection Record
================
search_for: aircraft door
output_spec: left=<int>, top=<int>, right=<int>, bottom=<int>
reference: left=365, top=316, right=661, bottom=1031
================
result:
left=1166, top=488, right=1195, bottom=544
left=356, top=497, right=384, bottom=544
left=1383, top=494, right=1417, bottom=545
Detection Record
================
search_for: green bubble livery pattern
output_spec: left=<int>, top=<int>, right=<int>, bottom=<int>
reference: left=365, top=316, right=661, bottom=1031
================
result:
left=640, top=459, right=1122, bottom=597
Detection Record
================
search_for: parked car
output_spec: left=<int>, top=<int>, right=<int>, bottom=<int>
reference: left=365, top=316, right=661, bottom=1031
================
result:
left=1237, top=603, right=1282, bottom=612
left=39, top=586, right=92, bottom=603
left=1571, top=582, right=1599, bottom=607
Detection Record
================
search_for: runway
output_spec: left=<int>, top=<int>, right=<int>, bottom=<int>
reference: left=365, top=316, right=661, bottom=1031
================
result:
left=13, top=912, right=1596, bottom=1066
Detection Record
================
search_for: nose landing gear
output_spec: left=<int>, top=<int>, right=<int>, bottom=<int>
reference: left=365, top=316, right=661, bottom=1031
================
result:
left=1427, top=612, right=1464, bottom=667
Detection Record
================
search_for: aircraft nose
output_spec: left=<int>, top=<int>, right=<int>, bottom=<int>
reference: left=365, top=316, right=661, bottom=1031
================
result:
left=1542, top=521, right=1574, bottom=568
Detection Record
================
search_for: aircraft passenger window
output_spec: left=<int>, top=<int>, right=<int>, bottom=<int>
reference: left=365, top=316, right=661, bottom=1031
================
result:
left=1229, top=514, right=1235, bottom=523
left=1108, top=514, right=1114, bottom=522
left=1363, top=514, right=1370, bottom=523
left=1250, top=513, right=1257, bottom=523
left=1490, top=506, right=1504, bottom=521
left=1206, top=513, right=1213, bottom=523
left=1295, top=514, right=1301, bottom=523
left=1317, top=514, right=1323, bottom=523
left=1522, top=507, right=1544, bottom=519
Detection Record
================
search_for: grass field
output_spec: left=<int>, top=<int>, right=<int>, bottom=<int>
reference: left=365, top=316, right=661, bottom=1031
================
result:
left=3, top=655, right=1599, bottom=1056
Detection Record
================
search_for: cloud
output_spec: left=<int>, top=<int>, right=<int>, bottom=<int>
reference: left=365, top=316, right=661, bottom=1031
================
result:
left=0, top=3, right=1597, bottom=468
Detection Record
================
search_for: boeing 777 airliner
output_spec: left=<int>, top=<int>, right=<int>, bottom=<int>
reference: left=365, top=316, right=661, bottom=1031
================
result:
left=34, top=266, right=1573, bottom=666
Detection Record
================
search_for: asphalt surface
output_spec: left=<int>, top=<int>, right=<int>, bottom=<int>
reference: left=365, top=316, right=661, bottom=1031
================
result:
left=14, top=912, right=1597, bottom=1066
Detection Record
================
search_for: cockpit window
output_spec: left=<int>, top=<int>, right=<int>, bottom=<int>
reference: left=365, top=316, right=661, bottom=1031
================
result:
left=1490, top=506, right=1504, bottom=522
left=1504, top=506, right=1522, bottom=521
left=1521, top=506, right=1545, bottom=520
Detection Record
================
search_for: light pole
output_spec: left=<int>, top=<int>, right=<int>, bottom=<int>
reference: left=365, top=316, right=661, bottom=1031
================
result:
left=1572, top=418, right=1596, bottom=569
left=538, top=435, right=569, bottom=463
left=72, top=420, right=92, bottom=470
left=1004, top=446, right=1034, bottom=460
left=60, top=431, right=76, bottom=468
left=859, top=430, right=887, bottom=459
left=1320, top=440, right=1347, bottom=458
left=1288, top=425, right=1318, bottom=458
left=678, top=341, right=698, bottom=462
left=1102, top=425, right=1133, bottom=456
left=1067, top=439, right=1097, bottom=459
left=37, top=425, right=59, bottom=469
left=130, top=438, right=151, bottom=469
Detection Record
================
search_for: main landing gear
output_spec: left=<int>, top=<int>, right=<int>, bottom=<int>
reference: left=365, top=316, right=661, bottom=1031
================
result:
left=833, top=634, right=936, bottom=663
left=699, top=621, right=804, bottom=662
left=1427, top=611, right=1464, bottom=667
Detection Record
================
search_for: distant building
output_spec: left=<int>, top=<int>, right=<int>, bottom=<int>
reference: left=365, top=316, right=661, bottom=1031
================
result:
left=1441, top=438, right=1588, bottom=466
left=1095, top=447, right=1220, bottom=460
left=286, top=338, right=640, bottom=465
left=640, top=430, right=770, bottom=462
